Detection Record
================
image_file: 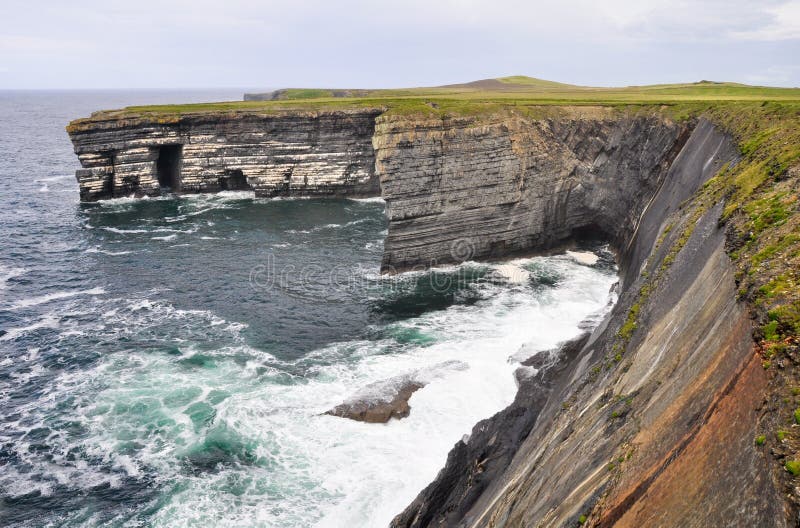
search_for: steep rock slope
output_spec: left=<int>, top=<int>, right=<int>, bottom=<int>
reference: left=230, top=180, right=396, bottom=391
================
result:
left=391, top=119, right=787, bottom=527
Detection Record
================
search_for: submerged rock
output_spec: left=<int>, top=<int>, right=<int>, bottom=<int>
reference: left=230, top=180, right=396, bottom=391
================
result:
left=325, top=360, right=468, bottom=423
left=325, top=379, right=425, bottom=423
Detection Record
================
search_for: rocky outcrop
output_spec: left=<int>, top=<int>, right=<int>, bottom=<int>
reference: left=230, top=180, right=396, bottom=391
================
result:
left=325, top=380, right=425, bottom=423
left=325, top=360, right=469, bottom=423
left=67, top=109, right=382, bottom=201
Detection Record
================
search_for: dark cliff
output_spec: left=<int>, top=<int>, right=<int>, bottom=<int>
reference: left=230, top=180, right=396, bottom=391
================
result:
left=374, top=108, right=689, bottom=275
left=390, top=118, right=787, bottom=527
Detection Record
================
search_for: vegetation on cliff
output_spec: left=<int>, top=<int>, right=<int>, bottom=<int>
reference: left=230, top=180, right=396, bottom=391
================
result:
left=602, top=99, right=800, bottom=515
left=708, top=103, right=800, bottom=489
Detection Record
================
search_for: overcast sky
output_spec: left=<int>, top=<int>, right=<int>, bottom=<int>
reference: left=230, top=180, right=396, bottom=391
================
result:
left=1, top=0, right=799, bottom=90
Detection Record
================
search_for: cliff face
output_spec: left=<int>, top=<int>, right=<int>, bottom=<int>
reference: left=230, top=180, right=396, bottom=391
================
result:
left=373, top=108, right=689, bottom=274
left=390, top=118, right=787, bottom=527
left=67, top=107, right=789, bottom=526
left=67, top=109, right=382, bottom=201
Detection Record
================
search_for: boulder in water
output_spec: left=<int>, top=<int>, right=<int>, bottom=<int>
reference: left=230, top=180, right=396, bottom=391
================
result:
left=325, top=360, right=468, bottom=423
left=325, top=379, right=425, bottom=423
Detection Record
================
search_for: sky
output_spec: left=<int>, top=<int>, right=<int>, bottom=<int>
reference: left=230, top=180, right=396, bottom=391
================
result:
left=1, top=0, right=799, bottom=90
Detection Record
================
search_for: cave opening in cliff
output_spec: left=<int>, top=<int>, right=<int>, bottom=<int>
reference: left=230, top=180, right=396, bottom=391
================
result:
left=155, top=145, right=183, bottom=191
left=571, top=223, right=612, bottom=246
left=218, top=169, right=252, bottom=191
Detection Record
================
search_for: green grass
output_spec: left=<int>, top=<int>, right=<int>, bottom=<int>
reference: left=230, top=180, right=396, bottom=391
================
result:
left=618, top=303, right=640, bottom=342
left=743, top=193, right=791, bottom=234
left=274, top=88, right=335, bottom=100
left=751, top=233, right=800, bottom=268
left=770, top=305, right=800, bottom=335
left=495, top=76, right=579, bottom=89
left=763, top=321, right=781, bottom=342
left=66, top=75, right=800, bottom=131
left=786, top=460, right=800, bottom=476
left=703, top=103, right=800, bottom=376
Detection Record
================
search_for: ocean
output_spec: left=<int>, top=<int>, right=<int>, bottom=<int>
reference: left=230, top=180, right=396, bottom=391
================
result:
left=0, top=90, right=617, bottom=527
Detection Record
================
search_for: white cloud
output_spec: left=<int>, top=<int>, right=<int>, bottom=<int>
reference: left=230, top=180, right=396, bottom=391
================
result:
left=0, top=0, right=798, bottom=88
left=731, top=1, right=800, bottom=40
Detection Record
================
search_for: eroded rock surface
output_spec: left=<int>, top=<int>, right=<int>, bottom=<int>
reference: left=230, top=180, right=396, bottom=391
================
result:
left=374, top=108, right=691, bottom=273
left=67, top=109, right=382, bottom=201
left=325, top=380, right=425, bottom=423
left=325, top=360, right=468, bottom=423
left=392, top=118, right=787, bottom=528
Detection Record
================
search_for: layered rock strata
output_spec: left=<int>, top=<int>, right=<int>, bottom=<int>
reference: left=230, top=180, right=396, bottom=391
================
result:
left=374, top=109, right=690, bottom=274
left=70, top=107, right=690, bottom=279
left=67, top=109, right=382, bottom=201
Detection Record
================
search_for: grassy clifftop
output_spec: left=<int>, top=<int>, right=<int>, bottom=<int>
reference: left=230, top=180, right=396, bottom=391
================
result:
left=709, top=103, right=800, bottom=476
left=69, top=76, right=800, bottom=125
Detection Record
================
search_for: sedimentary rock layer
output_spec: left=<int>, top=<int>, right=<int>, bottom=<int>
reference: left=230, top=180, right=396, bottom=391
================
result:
left=68, top=109, right=382, bottom=201
left=373, top=108, right=690, bottom=274
left=70, top=107, right=690, bottom=277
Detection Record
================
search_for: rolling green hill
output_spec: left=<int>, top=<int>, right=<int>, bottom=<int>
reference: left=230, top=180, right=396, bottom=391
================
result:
left=76, top=75, right=800, bottom=121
